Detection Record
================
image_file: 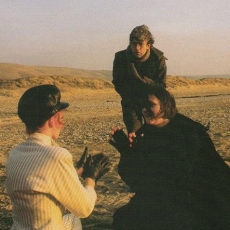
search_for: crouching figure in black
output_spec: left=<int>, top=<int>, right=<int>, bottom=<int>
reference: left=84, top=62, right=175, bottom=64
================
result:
left=109, top=86, right=230, bottom=230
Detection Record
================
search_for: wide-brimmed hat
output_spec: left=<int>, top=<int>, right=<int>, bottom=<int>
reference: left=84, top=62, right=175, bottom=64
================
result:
left=18, top=84, right=69, bottom=126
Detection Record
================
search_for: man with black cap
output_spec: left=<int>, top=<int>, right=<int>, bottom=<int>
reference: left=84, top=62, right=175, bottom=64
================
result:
left=6, top=84, right=110, bottom=230
left=112, top=24, right=167, bottom=137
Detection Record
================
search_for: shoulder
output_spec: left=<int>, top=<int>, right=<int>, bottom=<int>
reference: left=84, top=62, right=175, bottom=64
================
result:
left=150, top=47, right=167, bottom=62
left=173, top=113, right=208, bottom=131
left=47, top=146, right=72, bottom=161
left=22, top=143, right=72, bottom=163
left=150, top=47, right=165, bottom=59
left=6, top=144, right=73, bottom=177
left=170, top=113, right=209, bottom=141
left=114, top=49, right=127, bottom=58
left=150, top=47, right=164, bottom=56
left=39, top=146, right=74, bottom=172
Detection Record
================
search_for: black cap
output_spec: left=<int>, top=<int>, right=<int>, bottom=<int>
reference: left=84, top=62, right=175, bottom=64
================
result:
left=18, top=84, right=69, bottom=126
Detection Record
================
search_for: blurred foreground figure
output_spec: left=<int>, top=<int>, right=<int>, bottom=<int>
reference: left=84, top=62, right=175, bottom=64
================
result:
left=112, top=24, right=167, bottom=134
left=6, top=84, right=110, bottom=230
left=110, top=86, right=230, bottom=230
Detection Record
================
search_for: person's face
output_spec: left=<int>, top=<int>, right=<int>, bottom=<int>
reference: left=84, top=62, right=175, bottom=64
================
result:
left=142, top=95, right=164, bottom=124
left=130, top=39, right=151, bottom=58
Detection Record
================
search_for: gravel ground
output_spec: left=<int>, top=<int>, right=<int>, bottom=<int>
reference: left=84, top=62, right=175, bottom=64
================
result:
left=0, top=88, right=230, bottom=229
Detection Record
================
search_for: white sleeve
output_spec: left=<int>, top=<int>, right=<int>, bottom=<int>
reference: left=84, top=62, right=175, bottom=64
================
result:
left=48, top=149, right=97, bottom=218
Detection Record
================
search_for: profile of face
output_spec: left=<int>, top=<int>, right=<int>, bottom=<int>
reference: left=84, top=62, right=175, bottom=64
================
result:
left=130, top=39, right=151, bottom=58
left=142, top=94, right=164, bottom=125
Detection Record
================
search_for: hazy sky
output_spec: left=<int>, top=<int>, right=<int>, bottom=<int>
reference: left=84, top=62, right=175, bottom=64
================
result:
left=1, top=0, right=230, bottom=76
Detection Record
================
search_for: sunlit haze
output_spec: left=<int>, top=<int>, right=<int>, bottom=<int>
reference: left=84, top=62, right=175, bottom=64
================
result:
left=1, top=0, right=230, bottom=76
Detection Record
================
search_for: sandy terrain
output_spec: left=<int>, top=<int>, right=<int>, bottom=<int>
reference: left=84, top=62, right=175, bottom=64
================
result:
left=0, top=84, right=230, bottom=229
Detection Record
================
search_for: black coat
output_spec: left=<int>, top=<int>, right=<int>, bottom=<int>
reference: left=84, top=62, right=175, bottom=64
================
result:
left=113, top=114, right=230, bottom=230
left=112, top=47, right=167, bottom=100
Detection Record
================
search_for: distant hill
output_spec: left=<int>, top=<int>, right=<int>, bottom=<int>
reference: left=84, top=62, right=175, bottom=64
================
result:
left=0, top=63, right=112, bottom=80
left=1, top=63, right=230, bottom=94
left=184, top=74, right=230, bottom=79
left=1, top=63, right=229, bottom=81
left=166, top=75, right=230, bottom=88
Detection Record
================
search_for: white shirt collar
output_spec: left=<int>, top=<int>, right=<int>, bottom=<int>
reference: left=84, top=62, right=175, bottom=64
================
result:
left=27, top=132, right=53, bottom=146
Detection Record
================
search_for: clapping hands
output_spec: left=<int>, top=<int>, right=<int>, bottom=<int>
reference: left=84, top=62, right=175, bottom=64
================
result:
left=77, top=147, right=110, bottom=182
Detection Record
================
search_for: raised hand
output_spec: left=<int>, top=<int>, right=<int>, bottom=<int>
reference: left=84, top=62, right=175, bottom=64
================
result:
left=109, top=127, right=130, bottom=155
left=128, top=132, right=136, bottom=145
left=82, top=153, right=110, bottom=182
left=75, top=147, right=89, bottom=169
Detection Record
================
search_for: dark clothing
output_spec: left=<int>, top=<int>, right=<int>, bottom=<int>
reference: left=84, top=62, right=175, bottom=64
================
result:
left=112, top=46, right=167, bottom=133
left=113, top=114, right=230, bottom=230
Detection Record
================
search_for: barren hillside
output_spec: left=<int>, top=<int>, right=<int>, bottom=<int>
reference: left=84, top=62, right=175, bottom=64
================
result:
left=0, top=63, right=230, bottom=97
left=0, top=63, right=111, bottom=80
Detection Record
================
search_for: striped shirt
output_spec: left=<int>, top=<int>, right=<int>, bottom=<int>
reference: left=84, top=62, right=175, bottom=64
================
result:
left=6, top=133, right=97, bottom=229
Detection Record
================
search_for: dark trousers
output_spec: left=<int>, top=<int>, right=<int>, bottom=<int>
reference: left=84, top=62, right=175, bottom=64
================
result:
left=121, top=99, right=143, bottom=133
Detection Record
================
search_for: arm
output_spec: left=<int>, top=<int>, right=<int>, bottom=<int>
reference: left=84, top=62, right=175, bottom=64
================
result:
left=109, top=127, right=139, bottom=188
left=197, top=126, right=230, bottom=173
left=50, top=150, right=97, bottom=218
left=112, top=51, right=130, bottom=98
left=143, top=47, right=167, bottom=88
left=173, top=114, right=229, bottom=183
left=153, top=55, right=167, bottom=87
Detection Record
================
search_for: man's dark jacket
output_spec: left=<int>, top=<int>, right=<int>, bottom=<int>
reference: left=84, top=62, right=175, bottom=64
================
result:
left=112, top=46, right=167, bottom=100
left=112, top=46, right=167, bottom=132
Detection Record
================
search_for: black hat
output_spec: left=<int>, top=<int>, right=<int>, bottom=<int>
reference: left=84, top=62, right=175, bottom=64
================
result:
left=18, top=84, right=69, bottom=126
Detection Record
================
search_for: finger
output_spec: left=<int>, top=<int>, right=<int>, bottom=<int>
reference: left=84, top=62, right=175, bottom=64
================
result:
left=128, top=132, right=136, bottom=143
left=84, top=146, right=88, bottom=153
left=97, top=156, right=107, bottom=165
left=128, top=132, right=136, bottom=139
left=109, top=140, right=117, bottom=147
left=111, top=126, right=123, bottom=135
left=83, top=146, right=88, bottom=157
left=104, top=162, right=111, bottom=171
left=96, top=156, right=107, bottom=166
left=111, top=126, right=121, bottom=131
left=99, top=165, right=110, bottom=177
left=102, top=167, right=110, bottom=176
left=100, top=158, right=110, bottom=168
left=128, top=137, right=133, bottom=143
left=110, top=131, right=114, bottom=137
left=93, top=153, right=105, bottom=163
left=87, top=155, right=92, bottom=166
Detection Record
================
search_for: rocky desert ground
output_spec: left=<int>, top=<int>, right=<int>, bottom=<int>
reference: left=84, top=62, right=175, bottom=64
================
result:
left=0, top=76, right=230, bottom=229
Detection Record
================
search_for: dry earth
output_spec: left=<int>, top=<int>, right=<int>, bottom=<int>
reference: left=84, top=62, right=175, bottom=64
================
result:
left=0, top=83, right=230, bottom=229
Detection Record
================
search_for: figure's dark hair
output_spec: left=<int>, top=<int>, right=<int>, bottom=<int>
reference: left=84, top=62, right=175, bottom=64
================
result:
left=25, top=120, right=46, bottom=134
left=145, top=86, right=178, bottom=119
left=129, top=25, right=155, bottom=45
